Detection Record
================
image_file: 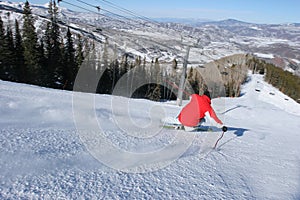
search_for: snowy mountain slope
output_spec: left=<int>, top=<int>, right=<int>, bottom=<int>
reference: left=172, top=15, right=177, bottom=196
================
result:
left=1, top=72, right=300, bottom=199
left=1, top=1, right=300, bottom=74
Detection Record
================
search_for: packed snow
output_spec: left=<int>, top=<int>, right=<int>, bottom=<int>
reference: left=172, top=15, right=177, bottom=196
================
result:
left=0, top=73, right=300, bottom=199
left=253, top=53, right=275, bottom=59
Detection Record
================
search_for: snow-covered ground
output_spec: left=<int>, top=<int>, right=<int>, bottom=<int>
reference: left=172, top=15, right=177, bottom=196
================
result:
left=1, top=73, right=300, bottom=199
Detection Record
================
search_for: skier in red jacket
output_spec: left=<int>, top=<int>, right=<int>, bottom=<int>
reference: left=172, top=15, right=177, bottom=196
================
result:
left=178, top=90, right=226, bottom=131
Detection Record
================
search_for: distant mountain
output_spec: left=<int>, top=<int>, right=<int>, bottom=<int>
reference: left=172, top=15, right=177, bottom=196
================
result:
left=0, top=1, right=299, bottom=76
left=200, top=19, right=253, bottom=26
left=154, top=17, right=213, bottom=25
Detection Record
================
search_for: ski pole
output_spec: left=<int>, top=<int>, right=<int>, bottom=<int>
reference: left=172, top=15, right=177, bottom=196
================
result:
left=213, top=126, right=227, bottom=149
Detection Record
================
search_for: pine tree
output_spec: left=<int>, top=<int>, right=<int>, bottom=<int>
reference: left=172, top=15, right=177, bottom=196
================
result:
left=0, top=16, right=6, bottom=80
left=44, top=22, right=54, bottom=86
left=62, top=28, right=76, bottom=90
left=2, top=24, right=15, bottom=81
left=76, top=34, right=84, bottom=67
left=37, top=39, right=47, bottom=85
left=0, top=16, right=4, bottom=45
left=44, top=0, right=63, bottom=88
left=14, top=19, right=25, bottom=82
left=47, top=0, right=53, bottom=20
left=23, top=0, right=40, bottom=84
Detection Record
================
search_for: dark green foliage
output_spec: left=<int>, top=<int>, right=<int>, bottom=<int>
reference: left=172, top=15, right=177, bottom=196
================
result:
left=62, top=28, right=76, bottom=90
left=0, top=16, right=4, bottom=40
left=23, top=0, right=40, bottom=84
left=1, top=24, right=15, bottom=81
left=248, top=57, right=300, bottom=102
left=265, top=64, right=300, bottom=102
left=97, top=68, right=112, bottom=94
left=44, top=0, right=63, bottom=88
left=37, top=39, right=47, bottom=85
left=1, top=17, right=25, bottom=82
left=0, top=0, right=84, bottom=91
left=14, top=19, right=25, bottom=82
left=0, top=16, right=5, bottom=79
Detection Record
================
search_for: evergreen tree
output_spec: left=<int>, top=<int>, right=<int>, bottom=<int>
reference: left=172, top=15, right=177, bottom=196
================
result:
left=23, top=0, right=40, bottom=84
left=37, top=39, right=47, bottom=85
left=2, top=24, right=15, bottom=81
left=62, top=28, right=76, bottom=90
left=0, top=16, right=4, bottom=47
left=97, top=41, right=111, bottom=94
left=44, top=22, right=54, bottom=86
left=0, top=16, right=5, bottom=80
left=44, top=0, right=63, bottom=88
left=76, top=34, right=84, bottom=67
left=14, top=19, right=25, bottom=82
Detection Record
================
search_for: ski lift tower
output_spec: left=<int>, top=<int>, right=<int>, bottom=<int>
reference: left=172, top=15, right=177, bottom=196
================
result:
left=176, top=46, right=190, bottom=106
left=176, top=36, right=210, bottom=106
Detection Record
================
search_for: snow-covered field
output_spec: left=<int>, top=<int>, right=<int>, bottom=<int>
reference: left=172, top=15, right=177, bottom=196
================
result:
left=1, top=74, right=300, bottom=199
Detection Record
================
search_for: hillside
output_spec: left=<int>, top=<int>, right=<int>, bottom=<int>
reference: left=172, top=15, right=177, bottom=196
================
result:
left=0, top=1, right=300, bottom=75
left=1, top=72, right=300, bottom=199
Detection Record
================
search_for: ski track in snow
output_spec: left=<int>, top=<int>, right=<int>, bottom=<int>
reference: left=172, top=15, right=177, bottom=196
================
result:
left=1, top=74, right=300, bottom=199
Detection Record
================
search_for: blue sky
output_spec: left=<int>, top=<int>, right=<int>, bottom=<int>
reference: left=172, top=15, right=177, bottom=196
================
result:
left=10, top=0, right=300, bottom=24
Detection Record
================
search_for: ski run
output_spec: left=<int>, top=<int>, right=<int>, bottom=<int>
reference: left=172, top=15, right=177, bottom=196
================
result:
left=1, top=73, right=300, bottom=199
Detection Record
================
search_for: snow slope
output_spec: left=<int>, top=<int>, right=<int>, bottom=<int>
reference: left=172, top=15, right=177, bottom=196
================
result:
left=0, top=74, right=300, bottom=199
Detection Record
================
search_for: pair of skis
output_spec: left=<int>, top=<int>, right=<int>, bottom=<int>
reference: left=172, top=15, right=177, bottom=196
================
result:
left=162, top=124, right=227, bottom=149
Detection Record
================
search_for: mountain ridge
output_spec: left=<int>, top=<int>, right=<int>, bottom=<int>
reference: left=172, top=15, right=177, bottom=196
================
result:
left=0, top=1, right=299, bottom=76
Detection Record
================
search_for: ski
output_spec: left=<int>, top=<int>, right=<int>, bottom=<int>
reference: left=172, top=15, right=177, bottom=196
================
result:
left=161, top=124, right=213, bottom=132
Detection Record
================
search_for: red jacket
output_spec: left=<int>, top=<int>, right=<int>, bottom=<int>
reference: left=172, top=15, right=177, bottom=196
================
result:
left=178, top=94, right=223, bottom=127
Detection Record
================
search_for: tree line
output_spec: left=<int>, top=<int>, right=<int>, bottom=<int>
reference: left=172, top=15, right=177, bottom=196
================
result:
left=0, top=0, right=179, bottom=100
left=0, top=1, right=247, bottom=101
left=247, top=57, right=300, bottom=102
left=0, top=0, right=178, bottom=101
left=1, top=1, right=298, bottom=103
left=77, top=47, right=179, bottom=101
left=0, top=0, right=84, bottom=90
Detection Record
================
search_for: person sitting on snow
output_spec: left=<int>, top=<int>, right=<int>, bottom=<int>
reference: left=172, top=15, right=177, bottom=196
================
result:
left=178, top=90, right=227, bottom=132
